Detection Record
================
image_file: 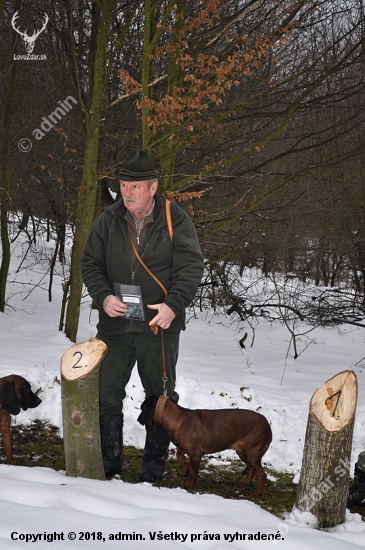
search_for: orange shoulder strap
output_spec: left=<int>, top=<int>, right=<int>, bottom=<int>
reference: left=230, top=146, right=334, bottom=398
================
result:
left=166, top=200, right=173, bottom=243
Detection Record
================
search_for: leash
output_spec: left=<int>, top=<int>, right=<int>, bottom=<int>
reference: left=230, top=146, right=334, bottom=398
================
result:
left=160, top=328, right=168, bottom=396
left=127, top=201, right=173, bottom=397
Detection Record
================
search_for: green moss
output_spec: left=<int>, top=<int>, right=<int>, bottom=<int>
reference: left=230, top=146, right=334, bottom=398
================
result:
left=1, top=421, right=65, bottom=471
left=122, top=450, right=338, bottom=519
left=150, top=455, right=298, bottom=519
left=1, top=423, right=364, bottom=522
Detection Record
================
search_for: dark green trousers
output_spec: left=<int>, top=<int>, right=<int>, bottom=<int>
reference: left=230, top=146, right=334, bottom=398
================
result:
left=97, top=331, right=180, bottom=415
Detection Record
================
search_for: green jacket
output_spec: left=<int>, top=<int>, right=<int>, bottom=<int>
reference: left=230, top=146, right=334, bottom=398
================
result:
left=81, top=194, right=204, bottom=334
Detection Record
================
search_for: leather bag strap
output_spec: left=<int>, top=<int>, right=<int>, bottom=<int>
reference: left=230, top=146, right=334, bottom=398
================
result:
left=127, top=199, right=173, bottom=396
left=126, top=199, right=173, bottom=298
left=166, top=200, right=173, bottom=242
left=127, top=223, right=168, bottom=298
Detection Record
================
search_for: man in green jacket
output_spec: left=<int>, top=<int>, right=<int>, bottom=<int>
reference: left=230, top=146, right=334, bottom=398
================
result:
left=81, top=149, right=204, bottom=482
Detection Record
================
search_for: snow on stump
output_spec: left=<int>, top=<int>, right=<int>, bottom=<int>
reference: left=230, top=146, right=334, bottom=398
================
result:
left=294, top=370, right=358, bottom=529
left=61, top=338, right=108, bottom=480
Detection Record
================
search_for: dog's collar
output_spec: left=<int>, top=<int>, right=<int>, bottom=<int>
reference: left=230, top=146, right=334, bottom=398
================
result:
left=154, top=396, right=169, bottom=423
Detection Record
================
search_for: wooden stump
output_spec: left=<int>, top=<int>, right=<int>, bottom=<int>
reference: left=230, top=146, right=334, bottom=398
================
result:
left=294, top=370, right=358, bottom=529
left=61, top=338, right=108, bottom=480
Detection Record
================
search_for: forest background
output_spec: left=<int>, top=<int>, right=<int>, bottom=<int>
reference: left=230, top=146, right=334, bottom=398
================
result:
left=1, top=0, right=365, bottom=342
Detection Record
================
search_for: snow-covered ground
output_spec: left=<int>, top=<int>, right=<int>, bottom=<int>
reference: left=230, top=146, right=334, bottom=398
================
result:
left=1, top=229, right=365, bottom=548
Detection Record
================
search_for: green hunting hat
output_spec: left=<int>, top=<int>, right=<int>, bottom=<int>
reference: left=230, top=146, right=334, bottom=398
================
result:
left=114, top=149, right=161, bottom=181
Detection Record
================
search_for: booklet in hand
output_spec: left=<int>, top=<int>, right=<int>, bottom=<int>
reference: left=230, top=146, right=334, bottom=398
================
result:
left=113, top=283, right=145, bottom=321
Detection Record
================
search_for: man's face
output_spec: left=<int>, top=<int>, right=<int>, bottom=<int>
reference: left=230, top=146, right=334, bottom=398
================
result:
left=120, top=180, right=158, bottom=218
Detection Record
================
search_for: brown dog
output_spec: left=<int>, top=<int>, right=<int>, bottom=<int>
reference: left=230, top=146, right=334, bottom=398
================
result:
left=0, top=375, right=42, bottom=465
left=138, top=395, right=272, bottom=496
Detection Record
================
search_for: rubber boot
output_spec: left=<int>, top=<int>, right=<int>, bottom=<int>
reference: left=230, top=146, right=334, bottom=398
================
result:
left=100, top=414, right=123, bottom=477
left=139, top=424, right=170, bottom=482
left=348, top=451, right=365, bottom=507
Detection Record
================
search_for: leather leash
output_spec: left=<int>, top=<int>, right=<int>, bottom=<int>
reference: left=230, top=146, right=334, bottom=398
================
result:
left=127, top=201, right=173, bottom=397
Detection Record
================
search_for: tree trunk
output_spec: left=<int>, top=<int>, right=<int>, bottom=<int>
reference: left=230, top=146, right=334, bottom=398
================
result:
left=140, top=0, right=184, bottom=195
left=61, top=338, right=108, bottom=480
left=64, top=135, right=100, bottom=342
left=64, top=1, right=113, bottom=342
left=294, top=370, right=358, bottom=529
left=0, top=8, right=19, bottom=312
left=48, top=235, right=59, bottom=302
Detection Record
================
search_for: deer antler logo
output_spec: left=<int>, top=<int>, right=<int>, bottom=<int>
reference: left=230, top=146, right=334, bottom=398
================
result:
left=11, top=11, right=48, bottom=54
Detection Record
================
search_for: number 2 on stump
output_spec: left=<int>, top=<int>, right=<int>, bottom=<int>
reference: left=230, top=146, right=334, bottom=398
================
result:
left=71, top=351, right=87, bottom=370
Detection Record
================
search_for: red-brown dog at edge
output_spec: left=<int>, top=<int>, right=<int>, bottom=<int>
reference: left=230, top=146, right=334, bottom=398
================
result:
left=0, top=375, right=42, bottom=465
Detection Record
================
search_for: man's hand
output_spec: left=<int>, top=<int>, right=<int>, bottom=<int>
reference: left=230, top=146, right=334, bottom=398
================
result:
left=147, top=303, right=176, bottom=329
left=103, top=295, right=128, bottom=317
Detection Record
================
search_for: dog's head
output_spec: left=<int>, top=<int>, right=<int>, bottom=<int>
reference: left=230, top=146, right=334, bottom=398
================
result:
left=137, top=395, right=160, bottom=430
left=0, top=375, right=42, bottom=415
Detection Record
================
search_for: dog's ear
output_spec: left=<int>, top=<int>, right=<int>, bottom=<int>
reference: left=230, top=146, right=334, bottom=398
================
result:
left=138, top=397, right=158, bottom=430
left=15, top=380, right=42, bottom=411
left=0, top=381, right=21, bottom=415
left=137, top=411, right=145, bottom=426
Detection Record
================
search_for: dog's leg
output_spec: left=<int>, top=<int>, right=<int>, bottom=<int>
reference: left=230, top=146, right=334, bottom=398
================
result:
left=0, top=410, right=14, bottom=465
left=250, top=460, right=267, bottom=497
left=235, top=447, right=253, bottom=485
left=241, top=466, right=255, bottom=485
left=242, top=448, right=267, bottom=497
left=176, top=447, right=189, bottom=476
left=236, top=446, right=264, bottom=494
left=181, top=452, right=201, bottom=490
